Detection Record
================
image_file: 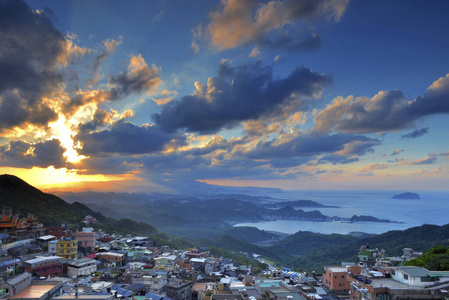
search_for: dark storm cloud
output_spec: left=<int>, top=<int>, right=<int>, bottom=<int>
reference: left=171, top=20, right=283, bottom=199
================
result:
left=401, top=127, right=429, bottom=139
left=0, top=0, right=65, bottom=131
left=0, top=139, right=66, bottom=168
left=107, top=55, right=161, bottom=101
left=245, top=133, right=379, bottom=159
left=76, top=121, right=184, bottom=156
left=314, top=73, right=449, bottom=134
left=79, top=109, right=112, bottom=133
left=0, top=91, right=57, bottom=132
left=153, top=62, right=331, bottom=134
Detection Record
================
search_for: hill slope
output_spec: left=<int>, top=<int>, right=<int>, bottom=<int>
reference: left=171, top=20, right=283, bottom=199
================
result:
left=0, top=174, right=158, bottom=236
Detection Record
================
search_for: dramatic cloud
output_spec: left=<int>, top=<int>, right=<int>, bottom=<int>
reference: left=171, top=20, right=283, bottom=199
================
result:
left=0, top=139, right=66, bottom=168
left=153, top=62, right=331, bottom=134
left=0, top=0, right=66, bottom=132
left=207, top=0, right=348, bottom=50
left=401, top=127, right=429, bottom=139
left=0, top=91, right=58, bottom=132
left=76, top=121, right=184, bottom=156
left=78, top=109, right=116, bottom=133
left=108, top=54, right=161, bottom=101
left=314, top=74, right=449, bottom=134
left=245, top=133, right=380, bottom=160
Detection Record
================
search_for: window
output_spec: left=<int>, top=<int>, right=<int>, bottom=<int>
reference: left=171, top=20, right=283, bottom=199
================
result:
left=334, top=275, right=337, bottom=279
left=404, top=274, right=408, bottom=280
left=341, top=275, right=345, bottom=278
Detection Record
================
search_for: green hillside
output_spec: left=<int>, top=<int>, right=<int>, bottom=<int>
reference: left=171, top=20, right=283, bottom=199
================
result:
left=0, top=174, right=158, bottom=237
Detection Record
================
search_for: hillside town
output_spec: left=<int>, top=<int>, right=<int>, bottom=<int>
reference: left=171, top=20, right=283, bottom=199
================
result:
left=1, top=209, right=449, bottom=300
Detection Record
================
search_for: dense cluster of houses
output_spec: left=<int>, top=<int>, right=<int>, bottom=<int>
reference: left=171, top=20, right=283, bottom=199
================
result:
left=1, top=210, right=449, bottom=300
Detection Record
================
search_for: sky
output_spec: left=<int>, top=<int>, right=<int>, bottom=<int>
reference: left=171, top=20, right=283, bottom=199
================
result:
left=1, top=0, right=449, bottom=193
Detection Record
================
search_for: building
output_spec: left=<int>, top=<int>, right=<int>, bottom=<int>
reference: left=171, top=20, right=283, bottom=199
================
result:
left=323, top=266, right=350, bottom=292
left=48, top=240, right=58, bottom=256
left=348, top=267, right=449, bottom=300
left=165, top=278, right=193, bottom=300
left=97, top=252, right=127, bottom=268
left=0, top=272, right=32, bottom=298
left=24, top=256, right=63, bottom=278
left=56, top=238, right=78, bottom=260
left=67, top=258, right=97, bottom=278
left=72, top=230, right=96, bottom=250
left=0, top=209, right=42, bottom=237
left=391, top=266, right=449, bottom=287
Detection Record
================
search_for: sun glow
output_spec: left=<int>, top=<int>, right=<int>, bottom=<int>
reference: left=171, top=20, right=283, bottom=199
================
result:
left=49, top=114, right=86, bottom=163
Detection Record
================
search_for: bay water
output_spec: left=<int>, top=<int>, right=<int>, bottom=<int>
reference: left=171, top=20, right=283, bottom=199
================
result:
left=234, top=190, right=449, bottom=235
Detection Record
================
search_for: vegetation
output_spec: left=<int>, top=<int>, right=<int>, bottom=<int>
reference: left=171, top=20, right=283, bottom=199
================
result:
left=403, top=246, right=449, bottom=270
left=3, top=174, right=449, bottom=274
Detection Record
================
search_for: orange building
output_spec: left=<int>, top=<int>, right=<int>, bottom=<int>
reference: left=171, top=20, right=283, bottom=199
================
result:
left=323, top=266, right=350, bottom=292
left=0, top=209, right=42, bottom=235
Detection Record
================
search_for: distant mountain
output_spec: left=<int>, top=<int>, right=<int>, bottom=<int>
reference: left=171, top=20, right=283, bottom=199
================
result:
left=391, top=192, right=421, bottom=199
left=0, top=174, right=158, bottom=236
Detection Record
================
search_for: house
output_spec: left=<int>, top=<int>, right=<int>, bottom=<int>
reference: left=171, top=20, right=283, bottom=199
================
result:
left=154, top=254, right=177, bottom=269
left=48, top=240, right=58, bottom=256
left=185, top=249, right=208, bottom=260
left=0, top=272, right=64, bottom=300
left=323, top=266, right=350, bottom=292
left=24, top=256, right=64, bottom=278
left=165, top=278, right=193, bottom=300
left=205, top=258, right=220, bottom=275
left=36, top=235, right=56, bottom=247
left=0, top=272, right=31, bottom=298
left=72, top=230, right=96, bottom=251
left=0, top=258, right=22, bottom=276
left=67, top=258, right=97, bottom=278
left=348, top=269, right=449, bottom=300
left=402, top=248, right=423, bottom=261
left=97, top=251, right=127, bottom=268
left=391, top=266, right=449, bottom=287
left=56, top=238, right=78, bottom=260
left=46, top=226, right=72, bottom=240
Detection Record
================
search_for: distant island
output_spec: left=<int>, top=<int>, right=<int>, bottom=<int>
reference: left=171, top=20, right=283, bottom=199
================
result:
left=391, top=192, right=421, bottom=199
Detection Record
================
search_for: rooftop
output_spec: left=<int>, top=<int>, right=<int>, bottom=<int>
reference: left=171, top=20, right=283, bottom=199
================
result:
left=11, top=285, right=55, bottom=298
left=7, top=272, right=31, bottom=286
left=67, top=258, right=96, bottom=267
left=326, top=266, right=348, bottom=273
left=25, top=256, right=62, bottom=264
left=397, top=266, right=432, bottom=277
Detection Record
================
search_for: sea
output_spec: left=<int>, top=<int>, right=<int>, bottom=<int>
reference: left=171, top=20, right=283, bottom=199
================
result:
left=234, top=190, right=449, bottom=235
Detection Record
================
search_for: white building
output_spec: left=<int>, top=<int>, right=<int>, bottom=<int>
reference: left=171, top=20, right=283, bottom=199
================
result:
left=67, top=258, right=97, bottom=278
left=392, top=266, right=449, bottom=287
left=48, top=240, right=58, bottom=255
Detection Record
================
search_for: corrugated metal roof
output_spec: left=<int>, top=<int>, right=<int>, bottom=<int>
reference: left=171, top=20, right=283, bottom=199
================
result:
left=398, top=266, right=431, bottom=277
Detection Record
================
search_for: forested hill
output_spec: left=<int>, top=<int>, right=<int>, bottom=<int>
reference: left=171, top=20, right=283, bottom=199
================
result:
left=0, top=174, right=158, bottom=236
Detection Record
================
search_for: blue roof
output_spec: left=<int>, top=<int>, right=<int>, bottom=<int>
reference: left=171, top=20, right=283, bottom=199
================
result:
left=117, top=288, right=132, bottom=297
left=0, top=259, right=21, bottom=267
left=111, top=283, right=123, bottom=290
